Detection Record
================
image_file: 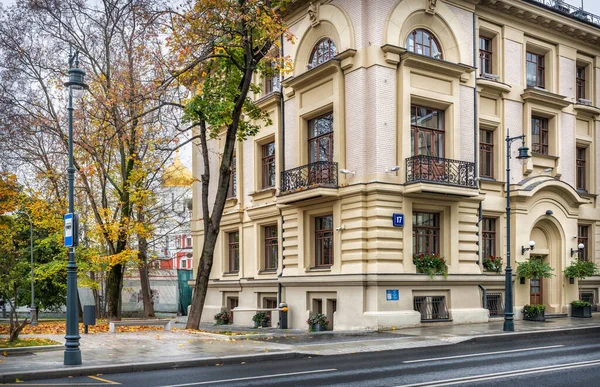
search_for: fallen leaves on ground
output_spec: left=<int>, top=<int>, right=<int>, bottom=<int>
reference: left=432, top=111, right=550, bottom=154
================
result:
left=0, top=320, right=170, bottom=335
left=181, top=329, right=254, bottom=336
left=0, top=338, right=60, bottom=349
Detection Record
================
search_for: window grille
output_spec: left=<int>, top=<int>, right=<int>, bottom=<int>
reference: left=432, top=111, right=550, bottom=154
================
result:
left=414, top=296, right=450, bottom=321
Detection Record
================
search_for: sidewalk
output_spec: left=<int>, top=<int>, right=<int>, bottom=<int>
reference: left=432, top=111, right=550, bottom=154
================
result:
left=2, top=315, right=600, bottom=383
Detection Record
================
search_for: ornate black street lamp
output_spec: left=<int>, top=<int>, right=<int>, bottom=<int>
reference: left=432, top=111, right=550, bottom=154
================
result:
left=504, top=131, right=530, bottom=332
left=63, top=49, right=88, bottom=365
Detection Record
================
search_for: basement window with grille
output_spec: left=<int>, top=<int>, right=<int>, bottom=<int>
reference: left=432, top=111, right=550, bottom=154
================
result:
left=413, top=296, right=450, bottom=321
left=485, top=293, right=505, bottom=317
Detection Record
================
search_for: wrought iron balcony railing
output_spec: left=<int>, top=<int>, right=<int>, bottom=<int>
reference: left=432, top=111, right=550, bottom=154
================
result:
left=406, top=155, right=476, bottom=188
left=280, top=161, right=338, bottom=194
left=526, top=0, right=600, bottom=27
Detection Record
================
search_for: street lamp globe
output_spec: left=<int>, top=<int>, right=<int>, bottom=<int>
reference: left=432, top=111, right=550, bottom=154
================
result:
left=516, top=145, right=530, bottom=164
left=65, top=67, right=88, bottom=99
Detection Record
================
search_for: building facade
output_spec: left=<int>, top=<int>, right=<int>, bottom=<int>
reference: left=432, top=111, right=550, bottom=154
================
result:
left=192, top=0, right=600, bottom=330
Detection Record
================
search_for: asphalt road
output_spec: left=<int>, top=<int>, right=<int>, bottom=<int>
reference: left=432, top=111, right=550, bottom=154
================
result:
left=4, top=330, right=600, bottom=387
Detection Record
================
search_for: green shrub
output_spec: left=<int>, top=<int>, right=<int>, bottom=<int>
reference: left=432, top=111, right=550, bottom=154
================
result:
left=571, top=300, right=592, bottom=308
left=252, top=311, right=269, bottom=323
left=307, top=313, right=329, bottom=328
left=413, top=253, right=448, bottom=279
left=214, top=311, right=231, bottom=325
left=483, top=256, right=503, bottom=273
left=516, top=258, right=554, bottom=279
left=523, top=304, right=545, bottom=319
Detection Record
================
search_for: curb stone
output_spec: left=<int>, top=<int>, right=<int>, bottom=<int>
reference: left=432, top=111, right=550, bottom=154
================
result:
left=464, top=324, right=600, bottom=343
left=0, top=345, right=63, bottom=354
left=0, top=351, right=305, bottom=383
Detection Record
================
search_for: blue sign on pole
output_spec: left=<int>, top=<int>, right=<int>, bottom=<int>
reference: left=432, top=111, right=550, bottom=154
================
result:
left=392, top=213, right=404, bottom=227
left=386, top=289, right=399, bottom=301
left=64, top=213, right=74, bottom=247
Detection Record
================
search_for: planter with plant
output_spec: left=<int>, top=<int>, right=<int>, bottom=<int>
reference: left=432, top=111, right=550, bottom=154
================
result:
left=413, top=253, right=448, bottom=279
left=252, top=311, right=270, bottom=328
left=523, top=304, right=545, bottom=321
left=307, top=313, right=329, bottom=331
left=564, top=258, right=599, bottom=318
left=214, top=310, right=231, bottom=325
left=483, top=256, right=503, bottom=273
left=516, top=258, right=554, bottom=321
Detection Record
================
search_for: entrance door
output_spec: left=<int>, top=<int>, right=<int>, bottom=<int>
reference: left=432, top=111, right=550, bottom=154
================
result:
left=530, top=277, right=543, bottom=305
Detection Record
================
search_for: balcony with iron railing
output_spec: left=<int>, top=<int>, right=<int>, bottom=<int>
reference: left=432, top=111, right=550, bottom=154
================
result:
left=405, top=155, right=477, bottom=193
left=279, top=161, right=338, bottom=202
left=525, top=0, right=600, bottom=27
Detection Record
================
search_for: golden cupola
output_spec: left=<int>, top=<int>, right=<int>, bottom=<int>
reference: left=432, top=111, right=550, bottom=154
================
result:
left=162, top=151, right=193, bottom=187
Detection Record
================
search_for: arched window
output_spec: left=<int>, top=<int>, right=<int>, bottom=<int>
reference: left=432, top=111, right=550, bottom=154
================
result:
left=308, top=38, right=337, bottom=68
left=406, top=29, right=442, bottom=59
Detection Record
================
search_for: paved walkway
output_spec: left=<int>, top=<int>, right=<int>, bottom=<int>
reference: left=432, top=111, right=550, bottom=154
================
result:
left=2, top=315, right=600, bottom=383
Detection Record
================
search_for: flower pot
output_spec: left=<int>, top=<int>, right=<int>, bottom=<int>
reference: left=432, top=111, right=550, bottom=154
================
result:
left=253, top=321, right=259, bottom=328
left=312, top=323, right=326, bottom=332
left=261, top=320, right=269, bottom=328
left=524, top=311, right=545, bottom=322
left=572, top=305, right=592, bottom=318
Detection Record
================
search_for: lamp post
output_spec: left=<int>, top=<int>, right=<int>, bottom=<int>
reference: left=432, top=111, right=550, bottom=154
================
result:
left=21, top=211, right=37, bottom=326
left=504, top=131, right=531, bottom=332
left=63, top=49, right=88, bottom=365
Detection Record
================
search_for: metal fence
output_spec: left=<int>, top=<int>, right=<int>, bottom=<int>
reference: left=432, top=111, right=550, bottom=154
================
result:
left=414, top=295, right=450, bottom=321
left=486, top=293, right=505, bottom=317
left=526, top=0, right=600, bottom=27
left=406, top=155, right=476, bottom=188
left=280, top=161, right=338, bottom=194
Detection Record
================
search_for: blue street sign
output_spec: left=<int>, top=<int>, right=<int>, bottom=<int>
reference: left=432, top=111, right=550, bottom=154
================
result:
left=64, top=213, right=74, bottom=247
left=392, top=213, right=404, bottom=227
left=386, top=289, right=399, bottom=301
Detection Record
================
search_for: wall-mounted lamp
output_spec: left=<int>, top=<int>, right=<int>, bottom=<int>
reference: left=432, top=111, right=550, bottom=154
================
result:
left=340, top=169, right=355, bottom=176
left=521, top=240, right=536, bottom=255
left=571, top=243, right=585, bottom=257
left=387, top=166, right=401, bottom=173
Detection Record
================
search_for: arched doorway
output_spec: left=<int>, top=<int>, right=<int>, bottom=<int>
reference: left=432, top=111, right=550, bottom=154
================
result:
left=527, top=220, right=563, bottom=312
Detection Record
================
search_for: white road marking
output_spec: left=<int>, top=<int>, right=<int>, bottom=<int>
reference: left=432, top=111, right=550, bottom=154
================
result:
left=403, top=344, right=564, bottom=363
left=395, top=359, right=600, bottom=387
left=159, top=368, right=338, bottom=386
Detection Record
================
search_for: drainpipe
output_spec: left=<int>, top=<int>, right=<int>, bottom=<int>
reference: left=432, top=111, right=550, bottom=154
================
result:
left=478, top=284, right=487, bottom=311
left=473, top=11, right=479, bottom=187
left=278, top=33, right=286, bottom=307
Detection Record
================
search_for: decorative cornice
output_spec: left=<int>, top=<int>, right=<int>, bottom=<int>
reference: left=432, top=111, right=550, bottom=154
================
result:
left=477, top=77, right=512, bottom=95
left=573, top=103, right=600, bottom=117
left=520, top=87, right=570, bottom=109
left=401, top=51, right=475, bottom=83
left=479, top=0, right=600, bottom=47
left=281, top=59, right=341, bottom=97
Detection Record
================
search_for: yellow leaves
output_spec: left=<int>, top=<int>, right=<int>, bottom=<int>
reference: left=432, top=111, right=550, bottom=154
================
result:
left=0, top=172, right=19, bottom=215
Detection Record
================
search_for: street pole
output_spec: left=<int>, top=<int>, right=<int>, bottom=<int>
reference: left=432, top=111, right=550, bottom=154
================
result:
left=64, top=49, right=87, bottom=365
left=504, top=131, right=530, bottom=332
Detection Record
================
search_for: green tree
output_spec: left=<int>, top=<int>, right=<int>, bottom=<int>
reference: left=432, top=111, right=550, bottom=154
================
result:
left=168, top=0, right=291, bottom=329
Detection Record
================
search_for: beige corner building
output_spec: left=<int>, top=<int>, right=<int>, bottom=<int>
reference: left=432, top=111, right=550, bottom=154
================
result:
left=191, top=0, right=600, bottom=330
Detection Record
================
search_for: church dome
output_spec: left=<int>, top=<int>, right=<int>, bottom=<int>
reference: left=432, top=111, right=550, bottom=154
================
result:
left=162, top=152, right=193, bottom=187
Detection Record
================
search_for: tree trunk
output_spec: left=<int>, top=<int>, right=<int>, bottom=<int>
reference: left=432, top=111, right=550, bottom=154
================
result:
left=8, top=283, right=28, bottom=342
left=137, top=211, right=155, bottom=317
left=186, top=230, right=218, bottom=329
left=106, top=263, right=123, bottom=321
